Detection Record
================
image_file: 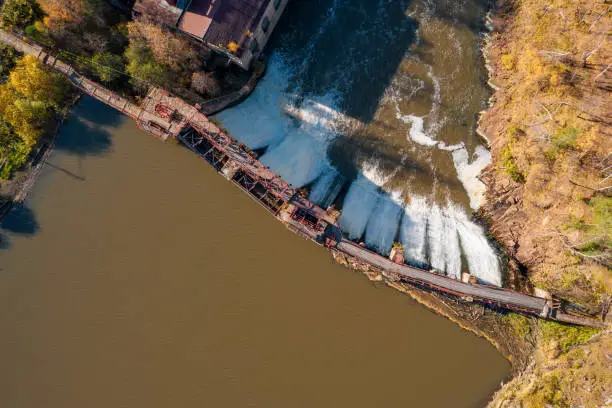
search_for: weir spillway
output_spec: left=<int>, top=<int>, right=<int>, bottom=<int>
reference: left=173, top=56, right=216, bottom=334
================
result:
left=0, top=29, right=605, bottom=328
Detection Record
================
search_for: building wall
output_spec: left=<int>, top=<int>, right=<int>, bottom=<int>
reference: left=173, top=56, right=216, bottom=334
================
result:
left=236, top=0, right=290, bottom=69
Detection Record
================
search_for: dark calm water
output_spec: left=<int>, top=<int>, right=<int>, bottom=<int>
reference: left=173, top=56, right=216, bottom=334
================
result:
left=0, top=97, right=509, bottom=407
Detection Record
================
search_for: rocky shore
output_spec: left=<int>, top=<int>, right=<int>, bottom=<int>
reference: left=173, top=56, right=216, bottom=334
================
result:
left=478, top=1, right=610, bottom=406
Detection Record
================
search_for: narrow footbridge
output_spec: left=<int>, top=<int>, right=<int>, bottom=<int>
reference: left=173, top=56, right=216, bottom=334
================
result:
left=1, top=29, right=605, bottom=328
left=338, top=241, right=548, bottom=312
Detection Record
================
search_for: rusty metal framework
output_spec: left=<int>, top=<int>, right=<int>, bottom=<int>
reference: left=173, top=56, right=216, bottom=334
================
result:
left=181, top=124, right=295, bottom=203
left=179, top=126, right=289, bottom=214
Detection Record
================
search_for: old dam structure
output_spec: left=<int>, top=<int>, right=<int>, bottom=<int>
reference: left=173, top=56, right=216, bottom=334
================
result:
left=0, top=29, right=605, bottom=328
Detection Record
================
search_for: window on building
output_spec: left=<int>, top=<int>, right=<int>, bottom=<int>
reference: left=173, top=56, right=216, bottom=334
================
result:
left=262, top=17, right=270, bottom=32
left=274, top=0, right=281, bottom=10
left=250, top=38, right=259, bottom=53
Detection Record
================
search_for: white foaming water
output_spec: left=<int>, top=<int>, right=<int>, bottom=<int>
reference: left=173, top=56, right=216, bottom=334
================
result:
left=426, top=205, right=446, bottom=273
left=338, top=175, right=381, bottom=241
left=394, top=69, right=442, bottom=148
left=284, top=99, right=358, bottom=132
left=437, top=141, right=464, bottom=151
left=217, top=55, right=346, bottom=189
left=451, top=205, right=501, bottom=286
left=397, top=114, right=438, bottom=147
left=441, top=206, right=462, bottom=280
left=361, top=160, right=394, bottom=187
left=215, top=56, right=290, bottom=149
left=398, top=197, right=501, bottom=285
left=259, top=128, right=329, bottom=187
left=364, top=191, right=404, bottom=255
left=451, top=145, right=491, bottom=210
left=400, top=195, right=429, bottom=267
left=258, top=94, right=345, bottom=187
left=339, top=160, right=396, bottom=240
left=308, top=165, right=344, bottom=208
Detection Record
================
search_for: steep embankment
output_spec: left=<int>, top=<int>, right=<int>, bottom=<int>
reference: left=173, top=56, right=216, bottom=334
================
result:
left=479, top=1, right=611, bottom=406
left=479, top=0, right=610, bottom=312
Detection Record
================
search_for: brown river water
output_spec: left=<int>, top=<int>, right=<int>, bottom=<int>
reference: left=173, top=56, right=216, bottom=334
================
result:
left=0, top=98, right=509, bottom=407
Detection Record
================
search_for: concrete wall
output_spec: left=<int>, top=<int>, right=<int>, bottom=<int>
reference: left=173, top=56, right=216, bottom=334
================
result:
left=237, top=0, right=290, bottom=69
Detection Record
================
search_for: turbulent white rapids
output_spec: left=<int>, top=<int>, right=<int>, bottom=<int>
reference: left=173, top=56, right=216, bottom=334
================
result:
left=214, top=0, right=503, bottom=286
left=339, top=163, right=501, bottom=286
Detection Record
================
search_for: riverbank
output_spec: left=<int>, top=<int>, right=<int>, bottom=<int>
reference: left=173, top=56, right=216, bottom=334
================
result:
left=331, top=249, right=536, bottom=371
left=477, top=1, right=611, bottom=406
left=0, top=96, right=75, bottom=220
left=0, top=49, right=77, bottom=222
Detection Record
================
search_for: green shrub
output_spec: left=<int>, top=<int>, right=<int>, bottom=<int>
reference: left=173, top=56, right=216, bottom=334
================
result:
left=540, top=320, right=598, bottom=354
left=0, top=0, right=41, bottom=29
left=564, top=215, right=589, bottom=231
left=502, top=145, right=526, bottom=183
left=0, top=44, right=21, bottom=81
left=92, top=52, right=125, bottom=83
left=552, top=127, right=579, bottom=150
left=124, top=42, right=168, bottom=91
left=24, top=21, right=53, bottom=47
left=504, top=313, right=531, bottom=337
left=590, top=196, right=611, bottom=232
left=507, top=124, right=521, bottom=139
left=545, top=127, right=580, bottom=161
left=586, top=195, right=611, bottom=254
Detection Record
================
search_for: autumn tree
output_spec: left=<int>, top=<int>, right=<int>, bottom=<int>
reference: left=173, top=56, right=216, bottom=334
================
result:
left=0, top=0, right=41, bottom=28
left=0, top=54, right=68, bottom=178
left=0, top=44, right=21, bottom=80
left=0, top=55, right=67, bottom=145
left=91, top=52, right=125, bottom=83
left=0, top=118, right=30, bottom=179
left=124, top=41, right=168, bottom=90
left=127, top=21, right=199, bottom=73
left=8, top=55, right=67, bottom=107
left=191, top=71, right=221, bottom=97
left=36, top=0, right=97, bottom=28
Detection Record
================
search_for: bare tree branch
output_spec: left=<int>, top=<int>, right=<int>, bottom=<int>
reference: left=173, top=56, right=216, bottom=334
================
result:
left=584, top=36, right=607, bottom=66
left=525, top=102, right=555, bottom=127
left=588, top=6, right=610, bottom=33
left=594, top=63, right=611, bottom=81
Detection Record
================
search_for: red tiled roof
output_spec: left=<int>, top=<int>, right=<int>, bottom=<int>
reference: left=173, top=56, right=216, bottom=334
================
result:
left=178, top=11, right=213, bottom=38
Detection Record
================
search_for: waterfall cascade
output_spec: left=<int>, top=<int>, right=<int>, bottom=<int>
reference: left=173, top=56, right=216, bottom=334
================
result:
left=214, top=0, right=502, bottom=286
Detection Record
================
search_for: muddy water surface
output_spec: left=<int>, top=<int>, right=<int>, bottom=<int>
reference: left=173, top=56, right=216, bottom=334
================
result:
left=0, top=98, right=509, bottom=407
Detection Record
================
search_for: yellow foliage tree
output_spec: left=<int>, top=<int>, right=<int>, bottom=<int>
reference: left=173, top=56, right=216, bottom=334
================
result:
left=0, top=85, right=45, bottom=145
left=8, top=55, right=66, bottom=106
left=0, top=55, right=67, bottom=145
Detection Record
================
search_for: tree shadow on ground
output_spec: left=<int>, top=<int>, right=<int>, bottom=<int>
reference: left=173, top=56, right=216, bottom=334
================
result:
left=0, top=95, right=123, bottom=249
left=54, top=96, right=122, bottom=157
left=73, top=96, right=126, bottom=128
left=0, top=204, right=40, bottom=249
